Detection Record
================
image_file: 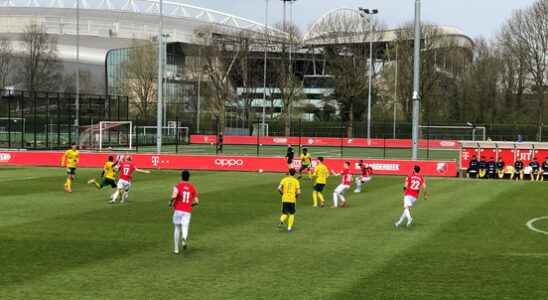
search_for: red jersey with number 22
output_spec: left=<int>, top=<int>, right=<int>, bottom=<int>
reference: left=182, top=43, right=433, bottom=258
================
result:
left=405, top=174, right=425, bottom=198
left=174, top=182, right=198, bottom=213
left=119, top=162, right=136, bottom=181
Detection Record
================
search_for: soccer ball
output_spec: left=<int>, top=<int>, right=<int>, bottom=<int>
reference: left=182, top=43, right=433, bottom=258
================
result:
left=258, top=169, right=264, bottom=173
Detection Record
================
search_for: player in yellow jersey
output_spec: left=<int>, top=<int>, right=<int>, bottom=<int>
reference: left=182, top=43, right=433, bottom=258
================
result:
left=312, top=157, right=329, bottom=208
left=277, top=168, right=301, bottom=233
left=88, top=155, right=119, bottom=192
left=298, top=148, right=312, bottom=179
left=61, top=143, right=80, bottom=193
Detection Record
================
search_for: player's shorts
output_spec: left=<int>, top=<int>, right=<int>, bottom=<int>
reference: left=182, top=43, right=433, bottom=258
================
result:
left=282, top=202, right=296, bottom=215
left=101, top=178, right=117, bottom=189
left=334, top=184, right=350, bottom=194
left=300, top=164, right=311, bottom=171
left=117, top=179, right=131, bottom=191
left=403, top=195, right=417, bottom=208
left=173, top=210, right=191, bottom=225
left=313, top=183, right=325, bottom=192
left=359, top=176, right=372, bottom=183
left=66, top=167, right=76, bottom=175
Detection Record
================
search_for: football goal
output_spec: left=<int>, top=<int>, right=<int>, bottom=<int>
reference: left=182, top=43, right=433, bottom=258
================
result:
left=134, top=126, right=190, bottom=146
left=420, top=125, right=486, bottom=141
left=0, top=117, right=25, bottom=133
left=79, top=121, right=133, bottom=151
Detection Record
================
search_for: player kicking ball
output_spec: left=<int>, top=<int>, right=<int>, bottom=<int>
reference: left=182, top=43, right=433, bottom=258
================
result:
left=395, top=165, right=428, bottom=228
left=110, top=156, right=150, bottom=204
left=170, top=170, right=199, bottom=254
left=88, top=155, right=119, bottom=192
left=354, top=160, right=373, bottom=193
left=331, top=161, right=353, bottom=208
left=278, top=168, right=301, bottom=233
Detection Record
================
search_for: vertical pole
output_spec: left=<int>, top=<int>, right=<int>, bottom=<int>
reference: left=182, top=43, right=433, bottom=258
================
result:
left=33, top=92, right=37, bottom=148
left=157, top=0, right=164, bottom=153
left=411, top=0, right=421, bottom=160
left=367, top=19, right=373, bottom=142
left=393, top=42, right=398, bottom=139
left=257, top=118, right=260, bottom=156
left=20, top=93, right=24, bottom=148
left=57, top=93, right=61, bottom=147
left=197, top=47, right=201, bottom=134
left=75, top=0, right=80, bottom=143
left=7, top=97, right=11, bottom=148
left=261, top=0, right=269, bottom=134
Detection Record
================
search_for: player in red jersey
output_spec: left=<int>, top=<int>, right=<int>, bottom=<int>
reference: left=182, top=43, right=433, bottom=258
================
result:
left=110, top=156, right=150, bottom=204
left=170, top=170, right=199, bottom=254
left=354, top=160, right=373, bottom=193
left=331, top=161, right=353, bottom=208
left=395, top=165, right=428, bottom=228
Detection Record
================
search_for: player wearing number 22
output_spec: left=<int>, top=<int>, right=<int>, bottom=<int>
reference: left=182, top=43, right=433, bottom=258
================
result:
left=278, top=168, right=301, bottom=233
left=110, top=156, right=150, bottom=204
left=170, top=170, right=199, bottom=254
left=395, top=165, right=428, bottom=228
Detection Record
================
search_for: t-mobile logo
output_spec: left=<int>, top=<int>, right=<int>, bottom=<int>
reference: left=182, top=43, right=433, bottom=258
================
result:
left=151, top=156, right=160, bottom=167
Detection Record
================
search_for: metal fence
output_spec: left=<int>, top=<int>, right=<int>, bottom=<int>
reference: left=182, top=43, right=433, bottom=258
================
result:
left=0, top=89, right=129, bottom=149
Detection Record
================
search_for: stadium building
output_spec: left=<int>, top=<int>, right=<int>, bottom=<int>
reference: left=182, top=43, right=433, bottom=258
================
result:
left=0, top=1, right=474, bottom=124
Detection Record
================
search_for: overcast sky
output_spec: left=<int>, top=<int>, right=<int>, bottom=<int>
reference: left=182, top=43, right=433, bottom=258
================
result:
left=180, top=0, right=536, bottom=39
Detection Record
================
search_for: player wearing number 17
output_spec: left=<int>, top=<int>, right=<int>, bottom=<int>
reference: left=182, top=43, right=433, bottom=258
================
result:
left=278, top=168, right=301, bottom=233
left=170, top=170, right=199, bottom=254
left=395, top=165, right=428, bottom=228
left=110, top=156, right=150, bottom=204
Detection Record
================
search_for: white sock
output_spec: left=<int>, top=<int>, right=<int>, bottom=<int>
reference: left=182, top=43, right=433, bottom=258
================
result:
left=121, top=191, right=129, bottom=202
left=396, top=211, right=406, bottom=226
left=111, top=190, right=119, bottom=202
left=339, top=194, right=346, bottom=204
left=355, top=178, right=362, bottom=190
left=174, top=225, right=181, bottom=252
left=404, top=208, right=412, bottom=224
left=332, top=192, right=338, bottom=207
left=182, top=220, right=189, bottom=241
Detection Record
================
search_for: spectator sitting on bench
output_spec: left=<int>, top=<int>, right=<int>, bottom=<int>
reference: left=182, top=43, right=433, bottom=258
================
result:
left=541, top=157, right=548, bottom=181
left=512, top=158, right=524, bottom=181
left=478, top=156, right=488, bottom=178
left=467, top=155, right=479, bottom=178
left=496, top=157, right=505, bottom=179
left=487, top=157, right=497, bottom=179
left=529, top=157, right=541, bottom=181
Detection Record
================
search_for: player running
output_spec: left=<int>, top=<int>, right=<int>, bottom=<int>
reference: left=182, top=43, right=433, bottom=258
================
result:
left=170, top=170, right=199, bottom=254
left=354, top=160, right=373, bottom=193
left=332, top=161, right=352, bottom=208
left=312, top=157, right=329, bottom=208
left=286, top=145, right=295, bottom=169
left=88, top=155, right=119, bottom=191
left=110, top=156, right=150, bottom=204
left=277, top=168, right=301, bottom=233
left=395, top=165, right=428, bottom=228
left=61, top=143, right=80, bottom=193
left=298, top=148, right=312, bottom=179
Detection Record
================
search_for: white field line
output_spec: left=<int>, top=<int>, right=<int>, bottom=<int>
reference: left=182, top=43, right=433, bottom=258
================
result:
left=526, top=216, right=548, bottom=235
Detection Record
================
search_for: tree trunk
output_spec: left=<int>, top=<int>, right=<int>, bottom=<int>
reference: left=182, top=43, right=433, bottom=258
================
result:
left=347, top=103, right=354, bottom=138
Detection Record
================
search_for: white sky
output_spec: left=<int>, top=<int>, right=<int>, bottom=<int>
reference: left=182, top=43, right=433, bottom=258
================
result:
left=179, top=0, right=537, bottom=39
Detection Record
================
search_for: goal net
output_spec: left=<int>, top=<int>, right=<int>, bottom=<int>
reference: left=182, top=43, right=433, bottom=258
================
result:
left=134, top=126, right=190, bottom=146
left=0, top=117, right=25, bottom=134
left=79, top=121, right=133, bottom=150
left=420, top=125, right=486, bottom=141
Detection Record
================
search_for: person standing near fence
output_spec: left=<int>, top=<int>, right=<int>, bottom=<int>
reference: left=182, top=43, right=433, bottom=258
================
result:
left=216, top=132, right=224, bottom=154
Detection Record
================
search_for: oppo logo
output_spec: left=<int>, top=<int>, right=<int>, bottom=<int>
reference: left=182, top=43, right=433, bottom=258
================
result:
left=273, top=138, right=287, bottom=143
left=214, top=159, right=244, bottom=167
left=0, top=153, right=12, bottom=162
left=440, top=141, right=456, bottom=147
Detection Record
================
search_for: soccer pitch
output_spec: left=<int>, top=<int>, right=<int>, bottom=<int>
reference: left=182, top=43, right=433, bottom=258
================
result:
left=1, top=167, right=547, bottom=299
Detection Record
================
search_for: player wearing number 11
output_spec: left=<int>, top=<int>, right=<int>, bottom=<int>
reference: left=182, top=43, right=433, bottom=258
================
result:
left=170, top=170, right=199, bottom=254
left=395, top=165, right=428, bottom=228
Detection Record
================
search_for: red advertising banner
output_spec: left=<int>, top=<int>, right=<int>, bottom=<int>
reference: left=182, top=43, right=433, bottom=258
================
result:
left=190, top=135, right=460, bottom=149
left=0, top=151, right=457, bottom=177
left=460, top=147, right=548, bottom=169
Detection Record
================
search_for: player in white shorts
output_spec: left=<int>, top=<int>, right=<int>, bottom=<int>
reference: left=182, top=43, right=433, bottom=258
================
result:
left=332, top=161, right=353, bottom=208
left=395, top=165, right=428, bottom=228
left=110, top=156, right=150, bottom=203
left=354, top=160, right=373, bottom=193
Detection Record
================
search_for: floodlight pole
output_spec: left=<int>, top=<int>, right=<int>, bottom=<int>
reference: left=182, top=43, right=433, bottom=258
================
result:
left=75, top=0, right=80, bottom=143
left=358, top=7, right=378, bottom=142
left=261, top=0, right=269, bottom=135
left=411, top=0, right=421, bottom=160
left=157, top=0, right=164, bottom=153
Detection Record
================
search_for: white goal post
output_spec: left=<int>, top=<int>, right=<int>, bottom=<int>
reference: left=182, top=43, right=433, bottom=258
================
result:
left=99, top=121, right=133, bottom=151
left=420, top=125, right=486, bottom=141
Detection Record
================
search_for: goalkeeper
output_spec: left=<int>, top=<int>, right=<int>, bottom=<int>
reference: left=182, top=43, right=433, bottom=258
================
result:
left=88, top=156, right=120, bottom=190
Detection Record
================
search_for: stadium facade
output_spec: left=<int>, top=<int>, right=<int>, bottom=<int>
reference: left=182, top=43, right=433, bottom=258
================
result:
left=0, top=1, right=474, bottom=121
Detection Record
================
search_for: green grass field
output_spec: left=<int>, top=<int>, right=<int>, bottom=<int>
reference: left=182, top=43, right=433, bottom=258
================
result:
left=1, top=167, right=547, bottom=299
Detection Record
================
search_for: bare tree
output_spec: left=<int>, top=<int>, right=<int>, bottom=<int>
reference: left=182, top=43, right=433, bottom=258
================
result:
left=18, top=23, right=62, bottom=92
left=503, top=0, right=548, bottom=140
left=305, top=10, right=383, bottom=137
left=0, top=37, right=12, bottom=89
left=62, top=69, right=99, bottom=94
left=120, top=39, right=158, bottom=122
